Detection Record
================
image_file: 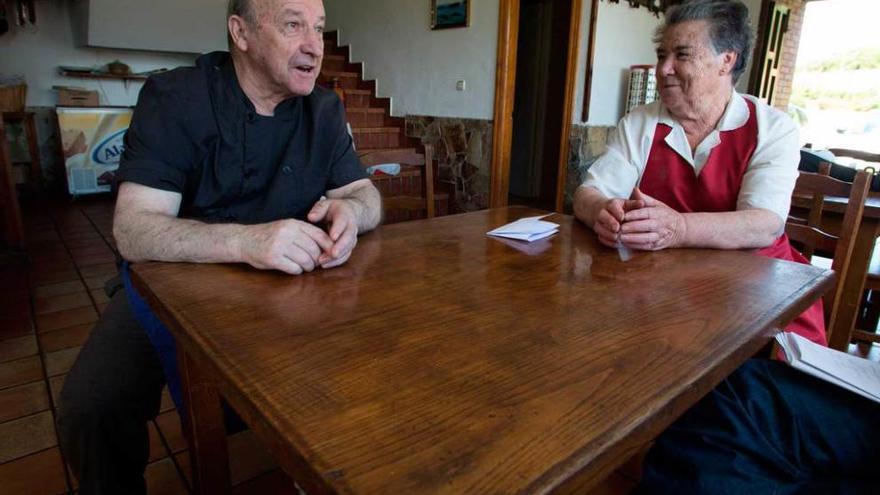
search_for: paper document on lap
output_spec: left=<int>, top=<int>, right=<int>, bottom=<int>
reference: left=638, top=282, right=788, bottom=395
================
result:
left=487, top=215, right=559, bottom=242
left=776, top=332, right=880, bottom=404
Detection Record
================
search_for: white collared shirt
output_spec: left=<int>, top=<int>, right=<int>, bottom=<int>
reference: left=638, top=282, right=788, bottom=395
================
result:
left=581, top=90, right=800, bottom=222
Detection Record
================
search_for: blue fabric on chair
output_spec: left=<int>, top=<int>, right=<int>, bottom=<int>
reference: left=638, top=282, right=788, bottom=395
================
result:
left=121, top=262, right=184, bottom=412
left=636, top=359, right=880, bottom=495
left=121, top=262, right=247, bottom=434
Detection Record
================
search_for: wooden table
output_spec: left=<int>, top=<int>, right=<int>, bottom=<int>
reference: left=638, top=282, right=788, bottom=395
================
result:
left=131, top=207, right=832, bottom=494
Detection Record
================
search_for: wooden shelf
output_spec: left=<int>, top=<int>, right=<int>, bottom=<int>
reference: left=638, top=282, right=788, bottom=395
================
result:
left=59, top=70, right=148, bottom=81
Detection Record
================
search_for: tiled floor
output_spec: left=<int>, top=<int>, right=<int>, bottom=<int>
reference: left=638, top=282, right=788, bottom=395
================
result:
left=4, top=194, right=878, bottom=495
left=0, top=195, right=297, bottom=494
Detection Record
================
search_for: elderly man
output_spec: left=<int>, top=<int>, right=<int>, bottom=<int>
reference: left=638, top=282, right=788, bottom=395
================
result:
left=572, top=0, right=824, bottom=346
left=56, top=0, right=381, bottom=493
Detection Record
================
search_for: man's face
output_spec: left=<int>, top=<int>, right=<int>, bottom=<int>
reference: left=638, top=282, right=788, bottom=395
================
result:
left=655, top=20, right=733, bottom=116
left=245, top=0, right=325, bottom=97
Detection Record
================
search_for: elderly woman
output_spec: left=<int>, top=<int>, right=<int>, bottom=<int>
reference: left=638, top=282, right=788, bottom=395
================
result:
left=573, top=0, right=825, bottom=345
left=599, top=2, right=880, bottom=493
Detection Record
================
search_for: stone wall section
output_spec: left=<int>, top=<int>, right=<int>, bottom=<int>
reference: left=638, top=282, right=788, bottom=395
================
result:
left=405, top=116, right=493, bottom=213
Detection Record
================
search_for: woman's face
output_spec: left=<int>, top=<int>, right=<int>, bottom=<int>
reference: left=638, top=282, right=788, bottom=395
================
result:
left=655, top=20, right=735, bottom=118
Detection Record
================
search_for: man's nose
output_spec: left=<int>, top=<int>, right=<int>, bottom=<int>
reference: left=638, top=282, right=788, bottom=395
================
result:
left=302, top=28, right=324, bottom=58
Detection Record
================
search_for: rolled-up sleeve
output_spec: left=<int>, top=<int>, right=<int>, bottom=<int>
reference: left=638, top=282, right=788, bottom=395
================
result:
left=116, top=77, right=194, bottom=193
left=326, top=97, right=368, bottom=190
left=581, top=107, right=653, bottom=200
left=737, top=107, right=800, bottom=222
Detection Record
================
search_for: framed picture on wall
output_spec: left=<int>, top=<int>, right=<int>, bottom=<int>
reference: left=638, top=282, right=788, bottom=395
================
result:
left=431, top=0, right=469, bottom=30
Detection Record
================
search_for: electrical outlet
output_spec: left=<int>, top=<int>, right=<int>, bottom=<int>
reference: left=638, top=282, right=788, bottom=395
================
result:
left=456, top=80, right=466, bottom=91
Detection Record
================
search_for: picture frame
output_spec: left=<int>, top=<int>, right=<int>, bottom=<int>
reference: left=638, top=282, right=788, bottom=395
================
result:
left=431, top=0, right=470, bottom=30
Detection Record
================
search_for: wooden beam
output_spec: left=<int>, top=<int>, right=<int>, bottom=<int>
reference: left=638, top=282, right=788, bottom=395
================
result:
left=489, top=0, right=519, bottom=208
left=555, top=0, right=585, bottom=213
left=581, top=0, right=599, bottom=123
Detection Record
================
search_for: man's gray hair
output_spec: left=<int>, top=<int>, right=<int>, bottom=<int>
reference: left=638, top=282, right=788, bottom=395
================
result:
left=227, top=0, right=256, bottom=49
left=656, top=0, right=753, bottom=83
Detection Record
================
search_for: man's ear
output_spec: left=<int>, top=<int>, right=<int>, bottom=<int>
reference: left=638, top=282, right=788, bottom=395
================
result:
left=228, top=15, right=250, bottom=52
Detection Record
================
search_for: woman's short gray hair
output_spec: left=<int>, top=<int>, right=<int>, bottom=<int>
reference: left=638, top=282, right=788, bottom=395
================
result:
left=656, top=0, right=753, bottom=83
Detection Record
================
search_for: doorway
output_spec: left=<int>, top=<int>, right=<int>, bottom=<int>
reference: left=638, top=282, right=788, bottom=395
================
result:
left=507, top=0, right=572, bottom=210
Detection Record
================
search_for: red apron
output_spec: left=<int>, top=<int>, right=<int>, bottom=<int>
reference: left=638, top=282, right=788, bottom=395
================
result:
left=639, top=100, right=827, bottom=346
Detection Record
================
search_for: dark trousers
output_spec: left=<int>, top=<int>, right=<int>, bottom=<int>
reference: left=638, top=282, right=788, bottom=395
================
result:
left=637, top=359, right=880, bottom=494
left=56, top=291, right=165, bottom=495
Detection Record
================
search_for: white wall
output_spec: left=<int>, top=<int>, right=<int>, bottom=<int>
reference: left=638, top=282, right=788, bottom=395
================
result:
left=324, top=0, right=499, bottom=119
left=586, top=1, right=662, bottom=125
left=88, top=0, right=227, bottom=54
left=0, top=0, right=196, bottom=107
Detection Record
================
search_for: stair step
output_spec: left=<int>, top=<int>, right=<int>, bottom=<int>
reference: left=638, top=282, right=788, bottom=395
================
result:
left=344, top=89, right=371, bottom=95
left=321, top=70, right=359, bottom=79
left=347, top=107, right=385, bottom=113
left=351, top=127, right=401, bottom=134
left=324, top=54, right=345, bottom=61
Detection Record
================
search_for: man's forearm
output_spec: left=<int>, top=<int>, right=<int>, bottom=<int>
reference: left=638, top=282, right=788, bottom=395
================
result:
left=680, top=209, right=782, bottom=250
left=114, top=211, right=247, bottom=263
left=331, top=180, right=382, bottom=232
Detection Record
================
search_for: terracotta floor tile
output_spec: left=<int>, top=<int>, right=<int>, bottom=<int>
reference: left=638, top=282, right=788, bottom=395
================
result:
left=149, top=421, right=169, bottom=462
left=0, top=447, right=69, bottom=495
left=0, top=334, right=38, bottom=363
left=44, top=347, right=81, bottom=377
left=159, top=387, right=175, bottom=413
left=233, top=469, right=300, bottom=495
left=0, top=411, right=58, bottom=464
left=38, top=324, right=93, bottom=353
left=83, top=276, right=108, bottom=290
left=34, top=292, right=93, bottom=315
left=78, top=263, right=117, bottom=280
left=32, top=280, right=87, bottom=299
left=35, top=306, right=98, bottom=334
left=74, top=253, right=118, bottom=268
left=0, top=380, right=51, bottom=423
left=0, top=355, right=44, bottom=390
left=156, top=411, right=187, bottom=454
left=90, top=288, right=110, bottom=305
left=69, top=245, right=112, bottom=257
left=0, top=314, right=33, bottom=340
left=173, top=451, right=191, bottom=489
left=228, top=430, right=277, bottom=485
left=145, top=457, right=189, bottom=495
left=30, top=269, right=80, bottom=287
left=48, top=374, right=65, bottom=407
left=96, top=302, right=110, bottom=315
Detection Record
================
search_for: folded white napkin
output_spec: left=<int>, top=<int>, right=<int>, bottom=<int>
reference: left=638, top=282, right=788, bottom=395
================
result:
left=487, top=215, right=559, bottom=242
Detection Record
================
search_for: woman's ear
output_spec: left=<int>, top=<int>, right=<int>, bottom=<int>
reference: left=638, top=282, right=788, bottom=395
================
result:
left=719, top=51, right=737, bottom=76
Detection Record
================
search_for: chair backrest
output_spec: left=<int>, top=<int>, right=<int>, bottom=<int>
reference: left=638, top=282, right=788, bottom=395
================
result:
left=359, top=145, right=435, bottom=219
left=787, top=162, right=871, bottom=333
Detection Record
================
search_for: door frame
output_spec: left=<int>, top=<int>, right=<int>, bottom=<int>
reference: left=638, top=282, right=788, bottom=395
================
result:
left=489, top=0, right=584, bottom=212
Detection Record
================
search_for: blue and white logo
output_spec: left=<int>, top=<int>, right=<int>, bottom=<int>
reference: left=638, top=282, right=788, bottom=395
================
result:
left=91, top=128, right=128, bottom=166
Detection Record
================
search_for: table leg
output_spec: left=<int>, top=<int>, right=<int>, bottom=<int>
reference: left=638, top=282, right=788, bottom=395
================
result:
left=828, top=217, right=880, bottom=351
left=22, top=113, right=43, bottom=190
left=177, top=348, right=232, bottom=495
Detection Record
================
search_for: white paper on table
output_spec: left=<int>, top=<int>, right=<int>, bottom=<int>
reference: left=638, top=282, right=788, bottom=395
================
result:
left=487, top=215, right=559, bottom=242
left=775, top=332, right=880, bottom=404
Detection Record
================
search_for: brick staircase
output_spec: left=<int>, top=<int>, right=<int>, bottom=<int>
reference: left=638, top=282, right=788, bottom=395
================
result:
left=319, top=32, right=449, bottom=222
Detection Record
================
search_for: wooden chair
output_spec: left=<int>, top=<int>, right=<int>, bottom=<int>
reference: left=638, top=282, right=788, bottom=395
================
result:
left=0, top=118, right=25, bottom=250
left=824, top=148, right=880, bottom=344
left=786, top=162, right=871, bottom=347
left=360, top=145, right=435, bottom=221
